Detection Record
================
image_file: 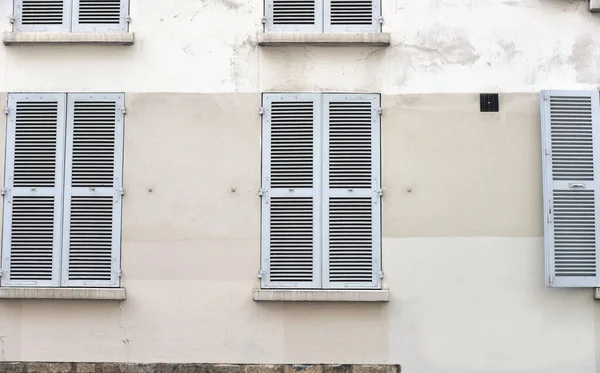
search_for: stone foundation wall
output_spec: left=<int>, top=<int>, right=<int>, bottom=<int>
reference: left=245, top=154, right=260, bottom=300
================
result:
left=0, top=364, right=401, bottom=373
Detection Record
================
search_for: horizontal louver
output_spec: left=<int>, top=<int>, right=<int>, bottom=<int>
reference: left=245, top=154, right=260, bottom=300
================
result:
left=328, top=101, right=372, bottom=188
left=328, top=197, right=373, bottom=282
left=21, top=0, right=64, bottom=25
left=553, top=190, right=596, bottom=277
left=272, top=0, right=315, bottom=24
left=14, top=101, right=58, bottom=187
left=329, top=0, right=372, bottom=25
left=77, top=0, right=121, bottom=24
left=550, top=96, right=594, bottom=181
left=9, top=196, right=55, bottom=281
left=67, top=196, right=114, bottom=281
left=269, top=197, right=314, bottom=282
left=72, top=101, right=116, bottom=187
left=270, top=101, right=314, bottom=188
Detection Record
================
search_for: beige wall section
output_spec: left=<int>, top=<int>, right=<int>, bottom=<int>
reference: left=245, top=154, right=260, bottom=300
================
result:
left=0, top=93, right=597, bottom=372
left=0, top=1, right=600, bottom=93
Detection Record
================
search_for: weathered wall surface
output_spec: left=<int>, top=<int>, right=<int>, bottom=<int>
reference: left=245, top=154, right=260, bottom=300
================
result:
left=0, top=0, right=598, bottom=93
left=0, top=0, right=598, bottom=372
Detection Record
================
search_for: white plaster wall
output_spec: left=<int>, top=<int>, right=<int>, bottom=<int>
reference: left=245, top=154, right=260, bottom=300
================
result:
left=0, top=0, right=598, bottom=93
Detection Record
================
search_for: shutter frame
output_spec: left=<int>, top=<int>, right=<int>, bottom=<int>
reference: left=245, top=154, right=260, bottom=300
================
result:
left=61, top=93, right=124, bottom=287
left=322, top=93, right=381, bottom=289
left=324, top=0, right=380, bottom=32
left=261, top=93, right=322, bottom=289
left=264, top=0, right=323, bottom=32
left=541, top=90, right=600, bottom=287
left=13, top=0, right=71, bottom=32
left=71, top=0, right=129, bottom=32
left=1, top=93, right=67, bottom=287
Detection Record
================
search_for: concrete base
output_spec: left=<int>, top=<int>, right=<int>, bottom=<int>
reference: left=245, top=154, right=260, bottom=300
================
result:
left=3, top=32, right=135, bottom=45
left=0, top=287, right=126, bottom=300
left=257, top=32, right=391, bottom=46
left=0, top=363, right=401, bottom=373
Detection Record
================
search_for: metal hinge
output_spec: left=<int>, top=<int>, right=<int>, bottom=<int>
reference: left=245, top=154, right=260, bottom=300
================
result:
left=125, top=16, right=131, bottom=23
left=116, top=188, right=124, bottom=196
left=375, top=188, right=382, bottom=197
left=376, top=107, right=382, bottom=115
left=4, top=107, right=8, bottom=115
left=8, top=16, right=15, bottom=24
left=1, top=188, right=8, bottom=196
left=377, top=17, right=383, bottom=24
left=115, top=270, right=122, bottom=278
left=379, top=271, right=383, bottom=279
left=261, top=16, right=267, bottom=24
left=548, top=276, right=554, bottom=285
left=258, top=270, right=266, bottom=278
left=259, top=107, right=265, bottom=116
left=121, top=108, right=127, bottom=115
left=547, top=204, right=553, bottom=223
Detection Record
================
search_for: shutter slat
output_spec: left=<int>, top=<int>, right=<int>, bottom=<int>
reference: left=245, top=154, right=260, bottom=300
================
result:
left=72, top=0, right=128, bottom=32
left=266, top=0, right=322, bottom=31
left=14, top=0, right=71, bottom=31
left=61, top=94, right=124, bottom=287
left=325, top=0, right=379, bottom=32
left=541, top=90, right=600, bottom=287
left=261, top=94, right=321, bottom=288
left=1, top=94, right=66, bottom=287
left=323, top=94, right=381, bottom=289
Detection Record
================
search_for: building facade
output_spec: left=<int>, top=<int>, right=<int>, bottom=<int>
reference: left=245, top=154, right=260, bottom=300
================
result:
left=0, top=0, right=599, bottom=372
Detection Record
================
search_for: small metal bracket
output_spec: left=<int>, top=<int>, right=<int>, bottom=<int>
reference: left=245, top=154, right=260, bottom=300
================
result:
left=1, top=188, right=7, bottom=196
left=8, top=16, right=15, bottom=24
left=376, top=107, right=382, bottom=116
left=116, top=188, right=124, bottom=196
left=375, top=188, right=383, bottom=197
left=4, top=107, right=8, bottom=115
left=125, top=16, right=131, bottom=23
left=261, top=16, right=267, bottom=24
left=259, top=107, right=265, bottom=116
left=115, top=270, right=123, bottom=278
left=377, top=17, right=384, bottom=24
left=379, top=271, right=384, bottom=279
left=121, top=108, right=127, bottom=115
left=258, top=270, right=266, bottom=278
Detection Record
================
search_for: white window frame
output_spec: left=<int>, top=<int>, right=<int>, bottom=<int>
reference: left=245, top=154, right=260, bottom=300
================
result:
left=260, top=92, right=382, bottom=290
left=1, top=93, right=124, bottom=288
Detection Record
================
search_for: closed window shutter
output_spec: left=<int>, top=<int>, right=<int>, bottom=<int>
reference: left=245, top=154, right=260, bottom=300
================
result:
left=71, top=0, right=129, bottom=32
left=264, top=0, right=322, bottom=32
left=61, top=94, right=124, bottom=287
left=322, top=94, right=381, bottom=289
left=261, top=94, right=322, bottom=288
left=541, top=90, right=600, bottom=287
left=13, top=0, right=71, bottom=32
left=1, top=94, right=67, bottom=287
left=324, top=0, right=379, bottom=32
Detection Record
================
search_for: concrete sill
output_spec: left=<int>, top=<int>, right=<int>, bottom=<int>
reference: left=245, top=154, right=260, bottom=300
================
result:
left=0, top=287, right=126, bottom=300
left=253, top=289, right=389, bottom=302
left=257, top=32, right=391, bottom=47
left=3, top=32, right=134, bottom=45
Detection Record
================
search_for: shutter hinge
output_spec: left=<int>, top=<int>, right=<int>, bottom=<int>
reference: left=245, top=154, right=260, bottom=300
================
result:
left=1, top=188, right=8, bottom=196
left=116, top=188, right=124, bottom=196
left=379, top=271, right=383, bottom=279
left=121, top=108, right=126, bottom=115
left=258, top=270, right=266, bottom=278
left=8, top=16, right=15, bottom=24
left=377, top=16, right=384, bottom=24
left=376, top=107, right=382, bottom=116
left=547, top=204, right=553, bottom=223
left=259, top=107, right=265, bottom=115
left=261, top=16, right=267, bottom=24
left=375, top=188, right=382, bottom=197
left=125, top=16, right=131, bottom=23
left=259, top=188, right=269, bottom=204
left=4, top=107, right=8, bottom=115
left=545, top=149, right=549, bottom=156
left=115, top=270, right=122, bottom=278
left=548, top=276, right=554, bottom=285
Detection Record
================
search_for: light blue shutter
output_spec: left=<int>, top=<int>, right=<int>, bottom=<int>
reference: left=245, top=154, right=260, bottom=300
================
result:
left=13, top=0, right=71, bottom=32
left=322, top=93, right=381, bottom=289
left=261, top=93, right=322, bottom=288
left=264, top=0, right=322, bottom=32
left=61, top=94, right=124, bottom=287
left=323, top=0, right=380, bottom=32
left=541, top=90, right=600, bottom=287
left=1, top=94, right=66, bottom=287
left=71, top=0, right=129, bottom=32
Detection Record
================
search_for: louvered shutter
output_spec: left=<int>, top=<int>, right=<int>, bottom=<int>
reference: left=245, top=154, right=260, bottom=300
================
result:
left=72, top=0, right=129, bottom=32
left=13, top=0, right=71, bottom=32
left=61, top=94, right=124, bottom=287
left=324, top=0, right=379, bottom=32
left=1, top=94, right=66, bottom=287
left=261, top=94, right=322, bottom=288
left=265, top=0, right=322, bottom=32
left=322, top=93, right=381, bottom=289
left=541, top=90, right=600, bottom=287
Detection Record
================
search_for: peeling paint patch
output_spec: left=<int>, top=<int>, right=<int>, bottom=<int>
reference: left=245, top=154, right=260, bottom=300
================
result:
left=570, top=37, right=600, bottom=84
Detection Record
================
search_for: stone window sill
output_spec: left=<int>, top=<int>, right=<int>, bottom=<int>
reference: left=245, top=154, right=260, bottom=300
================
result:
left=0, top=287, right=126, bottom=300
left=3, top=32, right=135, bottom=45
left=253, top=289, right=389, bottom=302
left=257, top=32, right=391, bottom=47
